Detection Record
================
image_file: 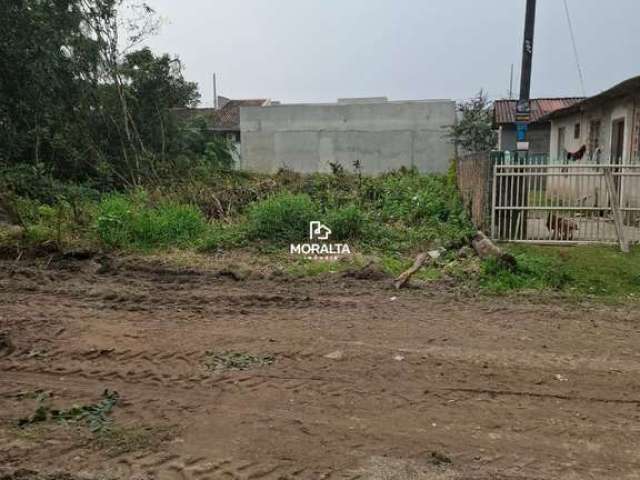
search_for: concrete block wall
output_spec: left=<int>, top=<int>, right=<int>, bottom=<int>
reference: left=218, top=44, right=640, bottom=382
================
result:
left=239, top=100, right=456, bottom=175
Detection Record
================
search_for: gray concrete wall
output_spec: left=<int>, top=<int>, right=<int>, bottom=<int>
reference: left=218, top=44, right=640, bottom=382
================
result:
left=239, top=100, right=456, bottom=175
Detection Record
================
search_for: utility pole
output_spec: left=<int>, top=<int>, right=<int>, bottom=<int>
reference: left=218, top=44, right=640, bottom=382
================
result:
left=213, top=73, right=218, bottom=109
left=509, top=64, right=514, bottom=99
left=509, top=0, right=537, bottom=240
left=515, top=0, right=537, bottom=151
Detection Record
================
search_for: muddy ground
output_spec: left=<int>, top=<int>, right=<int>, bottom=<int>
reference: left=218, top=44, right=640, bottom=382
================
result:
left=1, top=255, right=640, bottom=480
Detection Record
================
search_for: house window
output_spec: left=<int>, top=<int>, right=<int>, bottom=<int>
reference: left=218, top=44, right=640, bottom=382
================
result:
left=574, top=122, right=581, bottom=139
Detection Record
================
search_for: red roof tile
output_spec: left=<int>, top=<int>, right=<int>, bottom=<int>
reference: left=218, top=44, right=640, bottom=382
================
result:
left=493, top=97, right=584, bottom=125
left=214, top=99, right=268, bottom=130
left=172, top=99, right=268, bottom=131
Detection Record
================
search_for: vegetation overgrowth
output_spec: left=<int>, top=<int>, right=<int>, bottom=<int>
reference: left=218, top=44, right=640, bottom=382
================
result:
left=0, top=165, right=474, bottom=255
left=1, top=3, right=637, bottom=300
left=2, top=162, right=638, bottom=300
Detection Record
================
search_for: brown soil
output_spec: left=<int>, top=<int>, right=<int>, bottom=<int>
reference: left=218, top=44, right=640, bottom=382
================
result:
left=1, top=256, right=640, bottom=479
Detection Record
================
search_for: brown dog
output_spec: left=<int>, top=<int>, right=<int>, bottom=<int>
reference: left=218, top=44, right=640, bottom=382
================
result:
left=547, top=213, right=578, bottom=240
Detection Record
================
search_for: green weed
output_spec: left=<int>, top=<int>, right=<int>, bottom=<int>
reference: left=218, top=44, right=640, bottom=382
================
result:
left=204, top=351, right=275, bottom=372
left=95, top=191, right=206, bottom=250
left=246, top=192, right=319, bottom=244
left=18, top=390, right=120, bottom=433
left=324, top=205, right=368, bottom=241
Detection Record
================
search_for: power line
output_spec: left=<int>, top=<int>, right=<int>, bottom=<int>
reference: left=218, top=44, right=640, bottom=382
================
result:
left=563, top=0, right=587, bottom=97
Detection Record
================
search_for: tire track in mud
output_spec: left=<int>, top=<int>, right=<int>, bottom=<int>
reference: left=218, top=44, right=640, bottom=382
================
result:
left=4, top=353, right=640, bottom=412
left=4, top=337, right=640, bottom=401
left=3, top=359, right=636, bottom=478
left=0, top=360, right=388, bottom=408
left=0, top=431, right=356, bottom=480
left=113, top=452, right=362, bottom=480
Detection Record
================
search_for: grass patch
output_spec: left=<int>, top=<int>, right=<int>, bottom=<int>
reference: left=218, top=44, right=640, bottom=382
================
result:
left=96, top=191, right=206, bottom=250
left=480, top=244, right=640, bottom=298
left=378, top=254, right=442, bottom=281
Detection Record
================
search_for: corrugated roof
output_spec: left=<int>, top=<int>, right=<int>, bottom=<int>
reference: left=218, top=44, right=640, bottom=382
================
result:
left=540, top=75, right=640, bottom=121
left=493, top=97, right=584, bottom=125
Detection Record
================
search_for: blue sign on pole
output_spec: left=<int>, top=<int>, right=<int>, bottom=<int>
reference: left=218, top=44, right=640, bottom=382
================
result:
left=516, top=122, right=528, bottom=142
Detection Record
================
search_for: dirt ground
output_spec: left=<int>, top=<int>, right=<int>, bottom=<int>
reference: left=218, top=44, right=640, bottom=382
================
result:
left=1, top=255, right=640, bottom=480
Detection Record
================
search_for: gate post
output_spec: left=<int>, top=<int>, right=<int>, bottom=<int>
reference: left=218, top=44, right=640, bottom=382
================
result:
left=604, top=168, right=629, bottom=252
left=491, top=163, right=498, bottom=239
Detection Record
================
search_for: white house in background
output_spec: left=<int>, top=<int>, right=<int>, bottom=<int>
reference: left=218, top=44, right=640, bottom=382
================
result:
left=542, top=75, right=640, bottom=164
left=539, top=75, right=640, bottom=211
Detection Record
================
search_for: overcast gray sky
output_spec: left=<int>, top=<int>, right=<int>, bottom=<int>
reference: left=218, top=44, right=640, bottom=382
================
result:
left=140, top=0, right=640, bottom=106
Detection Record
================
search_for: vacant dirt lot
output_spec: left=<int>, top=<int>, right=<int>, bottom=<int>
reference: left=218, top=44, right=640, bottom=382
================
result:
left=1, top=256, right=640, bottom=479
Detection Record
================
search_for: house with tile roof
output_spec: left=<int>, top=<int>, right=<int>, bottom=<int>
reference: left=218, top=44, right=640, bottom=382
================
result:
left=172, top=97, right=273, bottom=166
left=540, top=75, right=640, bottom=165
left=173, top=97, right=272, bottom=143
left=493, top=97, right=584, bottom=154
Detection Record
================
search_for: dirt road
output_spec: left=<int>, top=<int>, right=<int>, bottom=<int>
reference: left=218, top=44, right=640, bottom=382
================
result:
left=1, top=256, right=640, bottom=479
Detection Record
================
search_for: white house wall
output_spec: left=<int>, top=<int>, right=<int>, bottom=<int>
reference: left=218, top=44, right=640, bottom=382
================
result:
left=549, top=97, right=635, bottom=164
left=548, top=96, right=639, bottom=208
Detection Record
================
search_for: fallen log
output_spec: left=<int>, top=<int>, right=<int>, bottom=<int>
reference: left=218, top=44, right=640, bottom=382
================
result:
left=471, top=231, right=517, bottom=269
left=393, top=252, right=430, bottom=289
left=393, top=249, right=445, bottom=289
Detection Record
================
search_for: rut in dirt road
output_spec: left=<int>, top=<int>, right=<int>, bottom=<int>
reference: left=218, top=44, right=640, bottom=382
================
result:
left=1, top=258, right=640, bottom=479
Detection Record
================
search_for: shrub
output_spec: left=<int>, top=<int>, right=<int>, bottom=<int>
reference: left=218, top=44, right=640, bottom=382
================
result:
left=0, top=164, right=101, bottom=205
left=301, top=173, right=356, bottom=209
left=95, top=195, right=136, bottom=248
left=324, top=205, right=367, bottom=241
left=0, top=195, right=97, bottom=249
left=95, top=191, right=207, bottom=250
left=373, top=172, right=465, bottom=225
left=246, top=192, right=319, bottom=244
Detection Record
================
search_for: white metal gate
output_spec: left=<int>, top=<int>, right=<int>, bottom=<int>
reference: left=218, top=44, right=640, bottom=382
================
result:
left=491, top=164, right=640, bottom=251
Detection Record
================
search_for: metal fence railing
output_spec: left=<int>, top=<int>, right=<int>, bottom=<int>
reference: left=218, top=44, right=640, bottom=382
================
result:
left=491, top=163, right=640, bottom=250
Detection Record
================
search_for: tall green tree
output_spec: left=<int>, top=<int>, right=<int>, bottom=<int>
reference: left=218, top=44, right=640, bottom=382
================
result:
left=448, top=90, right=497, bottom=153
left=0, top=0, right=201, bottom=187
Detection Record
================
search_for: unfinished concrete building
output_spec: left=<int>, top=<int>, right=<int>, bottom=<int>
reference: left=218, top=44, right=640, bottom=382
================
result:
left=239, top=98, right=456, bottom=175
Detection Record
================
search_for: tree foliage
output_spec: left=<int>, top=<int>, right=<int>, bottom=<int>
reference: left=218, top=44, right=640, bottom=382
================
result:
left=0, top=0, right=203, bottom=188
left=448, top=90, right=497, bottom=153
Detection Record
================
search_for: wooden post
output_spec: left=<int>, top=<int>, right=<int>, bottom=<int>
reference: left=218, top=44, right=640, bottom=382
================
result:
left=604, top=168, right=629, bottom=252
